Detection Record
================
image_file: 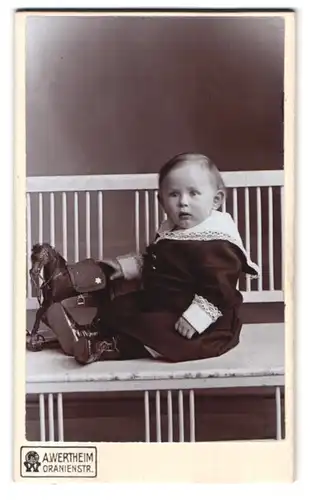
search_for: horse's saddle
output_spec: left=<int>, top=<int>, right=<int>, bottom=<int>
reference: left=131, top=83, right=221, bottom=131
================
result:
left=58, top=258, right=111, bottom=326
left=43, top=260, right=111, bottom=355
left=59, top=294, right=99, bottom=326
left=67, top=258, right=107, bottom=293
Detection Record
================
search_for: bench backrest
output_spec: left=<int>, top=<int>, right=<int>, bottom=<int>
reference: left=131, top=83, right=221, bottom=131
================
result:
left=26, top=170, right=284, bottom=309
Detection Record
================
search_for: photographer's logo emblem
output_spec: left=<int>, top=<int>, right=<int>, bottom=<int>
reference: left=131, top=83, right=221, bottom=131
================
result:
left=20, top=446, right=97, bottom=478
left=24, top=450, right=41, bottom=473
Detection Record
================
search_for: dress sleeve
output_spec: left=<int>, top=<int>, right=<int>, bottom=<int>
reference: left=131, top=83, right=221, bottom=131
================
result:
left=182, top=241, right=243, bottom=334
left=116, top=220, right=165, bottom=280
left=116, top=253, right=144, bottom=280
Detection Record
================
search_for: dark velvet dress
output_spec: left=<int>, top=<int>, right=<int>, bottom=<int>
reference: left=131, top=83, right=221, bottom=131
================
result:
left=98, top=213, right=258, bottom=362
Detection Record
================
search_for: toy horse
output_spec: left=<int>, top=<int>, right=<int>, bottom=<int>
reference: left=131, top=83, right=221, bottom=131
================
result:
left=27, top=243, right=113, bottom=352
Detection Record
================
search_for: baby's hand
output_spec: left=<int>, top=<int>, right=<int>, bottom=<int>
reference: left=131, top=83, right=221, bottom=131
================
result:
left=175, top=317, right=197, bottom=339
left=101, top=259, right=124, bottom=281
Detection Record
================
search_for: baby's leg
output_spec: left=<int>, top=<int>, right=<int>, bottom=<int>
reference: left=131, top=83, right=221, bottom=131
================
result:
left=97, top=308, right=240, bottom=363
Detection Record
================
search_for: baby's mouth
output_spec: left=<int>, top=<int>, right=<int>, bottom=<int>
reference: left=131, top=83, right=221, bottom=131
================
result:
left=179, top=212, right=192, bottom=219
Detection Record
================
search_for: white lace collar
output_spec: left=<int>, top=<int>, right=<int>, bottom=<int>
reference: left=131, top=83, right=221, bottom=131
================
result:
left=155, top=211, right=259, bottom=276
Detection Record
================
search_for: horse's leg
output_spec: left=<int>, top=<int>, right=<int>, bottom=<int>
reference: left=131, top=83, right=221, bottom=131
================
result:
left=31, top=306, right=45, bottom=335
left=26, top=303, right=52, bottom=351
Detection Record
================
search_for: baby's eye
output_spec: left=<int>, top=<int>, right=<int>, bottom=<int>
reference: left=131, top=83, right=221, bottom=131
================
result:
left=169, top=192, right=178, bottom=197
left=190, top=190, right=200, bottom=197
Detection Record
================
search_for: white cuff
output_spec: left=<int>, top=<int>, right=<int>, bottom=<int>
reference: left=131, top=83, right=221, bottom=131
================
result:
left=116, top=253, right=143, bottom=280
left=182, top=295, right=223, bottom=334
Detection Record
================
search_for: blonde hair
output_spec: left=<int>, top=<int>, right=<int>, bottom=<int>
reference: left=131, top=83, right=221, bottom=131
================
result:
left=158, top=152, right=226, bottom=194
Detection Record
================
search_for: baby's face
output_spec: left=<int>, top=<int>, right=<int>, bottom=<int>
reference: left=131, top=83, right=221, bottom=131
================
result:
left=159, top=162, right=221, bottom=229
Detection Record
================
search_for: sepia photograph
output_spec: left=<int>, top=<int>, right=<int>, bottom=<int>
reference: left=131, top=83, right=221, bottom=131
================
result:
left=13, top=8, right=295, bottom=483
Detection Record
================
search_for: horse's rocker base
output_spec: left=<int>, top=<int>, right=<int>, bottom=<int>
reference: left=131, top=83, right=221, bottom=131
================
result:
left=45, top=301, right=102, bottom=356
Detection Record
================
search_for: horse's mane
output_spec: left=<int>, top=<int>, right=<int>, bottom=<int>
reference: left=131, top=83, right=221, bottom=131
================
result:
left=31, top=242, right=67, bottom=266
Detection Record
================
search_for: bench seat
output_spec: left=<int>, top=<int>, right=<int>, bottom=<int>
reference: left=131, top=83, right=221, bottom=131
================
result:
left=26, top=323, right=284, bottom=394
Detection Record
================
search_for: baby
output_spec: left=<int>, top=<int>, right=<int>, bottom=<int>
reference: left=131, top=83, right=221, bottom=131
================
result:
left=72, top=153, right=259, bottom=364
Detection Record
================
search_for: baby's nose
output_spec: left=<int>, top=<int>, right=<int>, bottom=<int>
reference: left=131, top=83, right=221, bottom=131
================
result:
left=179, top=195, right=189, bottom=206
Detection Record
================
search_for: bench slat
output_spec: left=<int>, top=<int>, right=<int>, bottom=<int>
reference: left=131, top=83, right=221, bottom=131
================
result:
left=26, top=323, right=284, bottom=393
left=27, top=171, right=284, bottom=192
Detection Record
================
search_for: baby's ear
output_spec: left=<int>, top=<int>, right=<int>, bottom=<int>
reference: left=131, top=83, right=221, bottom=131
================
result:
left=157, top=192, right=163, bottom=207
left=213, top=190, right=225, bottom=210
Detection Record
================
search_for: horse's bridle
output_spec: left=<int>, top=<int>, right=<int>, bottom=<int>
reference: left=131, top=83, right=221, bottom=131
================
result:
left=30, top=260, right=63, bottom=305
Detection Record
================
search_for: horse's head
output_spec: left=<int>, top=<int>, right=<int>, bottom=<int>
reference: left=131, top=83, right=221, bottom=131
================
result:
left=30, top=242, right=63, bottom=282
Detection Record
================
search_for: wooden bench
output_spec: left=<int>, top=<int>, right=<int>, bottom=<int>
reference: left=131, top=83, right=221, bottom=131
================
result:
left=26, top=170, right=285, bottom=442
